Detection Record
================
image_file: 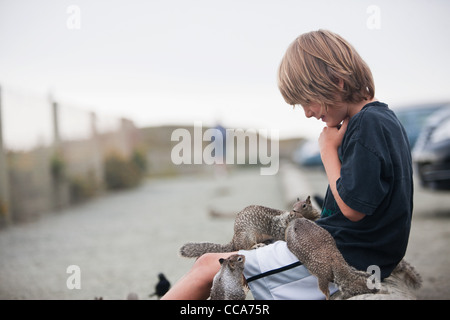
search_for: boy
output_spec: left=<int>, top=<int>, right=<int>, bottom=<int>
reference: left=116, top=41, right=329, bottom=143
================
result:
left=162, top=29, right=413, bottom=300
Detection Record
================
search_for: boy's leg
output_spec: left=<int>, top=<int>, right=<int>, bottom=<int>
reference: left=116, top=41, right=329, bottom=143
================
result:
left=239, top=241, right=338, bottom=300
left=161, top=242, right=338, bottom=300
left=161, top=251, right=238, bottom=300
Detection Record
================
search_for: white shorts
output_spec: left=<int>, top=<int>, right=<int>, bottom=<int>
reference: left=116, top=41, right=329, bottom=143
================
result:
left=238, top=241, right=338, bottom=300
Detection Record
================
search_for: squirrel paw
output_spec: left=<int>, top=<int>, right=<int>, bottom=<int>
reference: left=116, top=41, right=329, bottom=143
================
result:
left=251, top=243, right=267, bottom=250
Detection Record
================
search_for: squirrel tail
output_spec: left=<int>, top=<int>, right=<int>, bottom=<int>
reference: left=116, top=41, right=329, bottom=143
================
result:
left=391, top=259, right=422, bottom=290
left=333, top=263, right=379, bottom=299
left=179, top=242, right=234, bottom=258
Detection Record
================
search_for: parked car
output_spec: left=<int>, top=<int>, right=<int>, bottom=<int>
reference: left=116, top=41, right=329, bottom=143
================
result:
left=292, top=102, right=449, bottom=169
left=292, top=139, right=322, bottom=167
left=394, top=102, right=448, bottom=148
left=413, top=106, right=450, bottom=190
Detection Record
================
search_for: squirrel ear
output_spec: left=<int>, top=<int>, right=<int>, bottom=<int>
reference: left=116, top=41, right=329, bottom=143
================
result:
left=219, top=258, right=225, bottom=265
left=297, top=197, right=300, bottom=202
left=306, top=196, right=311, bottom=204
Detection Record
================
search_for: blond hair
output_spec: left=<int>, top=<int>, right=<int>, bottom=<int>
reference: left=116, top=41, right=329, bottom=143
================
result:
left=278, top=30, right=374, bottom=107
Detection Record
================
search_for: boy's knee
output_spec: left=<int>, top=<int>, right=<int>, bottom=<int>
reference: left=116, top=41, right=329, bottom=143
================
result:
left=192, top=252, right=236, bottom=280
left=194, top=253, right=221, bottom=273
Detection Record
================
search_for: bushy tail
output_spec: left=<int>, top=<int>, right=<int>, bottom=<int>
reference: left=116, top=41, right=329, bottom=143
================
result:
left=391, top=259, right=422, bottom=290
left=333, top=265, right=379, bottom=299
left=179, top=242, right=234, bottom=258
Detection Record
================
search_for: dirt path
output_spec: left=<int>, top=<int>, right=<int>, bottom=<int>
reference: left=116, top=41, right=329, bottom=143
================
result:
left=1, top=164, right=448, bottom=300
left=0, top=168, right=284, bottom=299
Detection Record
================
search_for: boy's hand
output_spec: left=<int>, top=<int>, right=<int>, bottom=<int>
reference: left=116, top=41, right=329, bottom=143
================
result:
left=318, top=117, right=365, bottom=222
left=319, top=117, right=349, bottom=156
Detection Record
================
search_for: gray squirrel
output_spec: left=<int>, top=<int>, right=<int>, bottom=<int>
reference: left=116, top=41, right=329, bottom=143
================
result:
left=210, top=254, right=247, bottom=300
left=209, top=218, right=421, bottom=300
left=181, top=197, right=421, bottom=300
left=286, top=218, right=379, bottom=299
left=180, top=196, right=319, bottom=257
left=286, top=218, right=422, bottom=299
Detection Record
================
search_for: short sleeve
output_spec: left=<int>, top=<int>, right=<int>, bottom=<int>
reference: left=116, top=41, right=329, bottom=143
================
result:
left=336, top=139, right=389, bottom=215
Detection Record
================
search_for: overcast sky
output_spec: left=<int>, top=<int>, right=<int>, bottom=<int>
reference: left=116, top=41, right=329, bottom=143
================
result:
left=1, top=0, right=449, bottom=140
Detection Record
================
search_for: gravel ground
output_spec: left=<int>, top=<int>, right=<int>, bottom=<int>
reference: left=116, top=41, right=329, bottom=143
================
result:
left=0, top=167, right=284, bottom=300
left=1, top=164, right=448, bottom=300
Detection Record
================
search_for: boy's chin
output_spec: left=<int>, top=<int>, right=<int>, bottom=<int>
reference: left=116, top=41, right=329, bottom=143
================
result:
left=326, top=121, right=341, bottom=128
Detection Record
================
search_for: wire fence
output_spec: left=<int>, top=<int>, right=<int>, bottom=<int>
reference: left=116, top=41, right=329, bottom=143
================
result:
left=0, top=85, right=143, bottom=225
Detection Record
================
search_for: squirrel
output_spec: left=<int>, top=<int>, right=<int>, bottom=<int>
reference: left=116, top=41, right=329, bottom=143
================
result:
left=285, top=217, right=380, bottom=299
left=209, top=223, right=421, bottom=300
left=331, top=259, right=422, bottom=300
left=285, top=218, right=424, bottom=300
left=210, top=254, right=247, bottom=300
left=180, top=196, right=320, bottom=258
left=182, top=196, right=421, bottom=299
left=389, top=259, right=422, bottom=290
left=286, top=218, right=422, bottom=299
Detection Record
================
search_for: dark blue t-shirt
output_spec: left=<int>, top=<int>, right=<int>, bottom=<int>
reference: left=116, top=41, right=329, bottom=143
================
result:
left=316, top=101, right=413, bottom=279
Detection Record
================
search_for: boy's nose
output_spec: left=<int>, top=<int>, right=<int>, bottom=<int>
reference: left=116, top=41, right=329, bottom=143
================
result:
left=304, top=108, right=313, bottom=118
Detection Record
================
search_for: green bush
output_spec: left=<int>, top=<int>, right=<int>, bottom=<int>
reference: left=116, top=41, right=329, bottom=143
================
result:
left=104, top=151, right=144, bottom=190
left=69, top=173, right=97, bottom=203
left=131, top=148, right=147, bottom=174
left=50, top=152, right=66, bottom=181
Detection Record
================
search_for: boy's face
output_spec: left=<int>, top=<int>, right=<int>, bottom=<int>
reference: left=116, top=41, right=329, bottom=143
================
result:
left=301, top=101, right=347, bottom=128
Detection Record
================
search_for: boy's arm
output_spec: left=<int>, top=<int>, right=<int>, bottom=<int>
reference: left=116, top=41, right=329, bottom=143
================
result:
left=319, top=119, right=366, bottom=222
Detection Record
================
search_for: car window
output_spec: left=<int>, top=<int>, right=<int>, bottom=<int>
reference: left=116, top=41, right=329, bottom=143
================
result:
left=431, top=117, right=450, bottom=144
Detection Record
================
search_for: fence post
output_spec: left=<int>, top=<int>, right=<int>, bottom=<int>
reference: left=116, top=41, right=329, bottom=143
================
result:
left=50, top=97, right=66, bottom=210
left=90, top=111, right=104, bottom=193
left=0, top=85, right=11, bottom=225
left=52, top=99, right=61, bottom=149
